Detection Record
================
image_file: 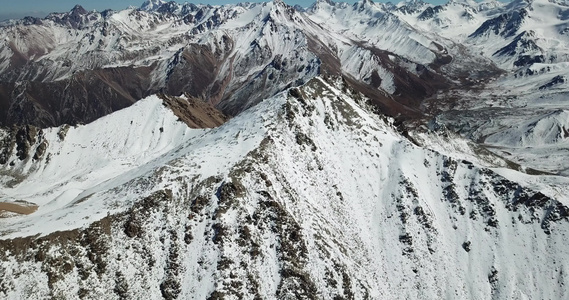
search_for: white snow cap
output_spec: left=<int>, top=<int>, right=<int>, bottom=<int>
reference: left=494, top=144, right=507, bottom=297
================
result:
left=140, top=0, right=167, bottom=11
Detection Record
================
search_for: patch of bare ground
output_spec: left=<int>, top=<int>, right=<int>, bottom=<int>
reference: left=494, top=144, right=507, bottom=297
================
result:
left=0, top=201, right=38, bottom=217
left=160, top=94, right=229, bottom=128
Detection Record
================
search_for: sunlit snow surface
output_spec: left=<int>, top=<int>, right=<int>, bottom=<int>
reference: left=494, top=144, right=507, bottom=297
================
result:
left=1, top=76, right=569, bottom=298
left=0, top=95, right=271, bottom=238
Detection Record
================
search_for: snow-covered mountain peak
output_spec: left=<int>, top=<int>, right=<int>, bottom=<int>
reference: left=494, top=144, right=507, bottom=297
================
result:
left=353, top=0, right=382, bottom=11
left=307, top=0, right=346, bottom=13
left=307, top=0, right=337, bottom=10
left=447, top=0, right=478, bottom=7
left=140, top=0, right=167, bottom=11
left=155, top=1, right=184, bottom=14
left=272, top=0, right=288, bottom=6
left=314, top=0, right=336, bottom=4
left=395, top=0, right=431, bottom=14
left=70, top=4, right=88, bottom=15
left=269, top=0, right=305, bottom=21
left=477, top=0, right=504, bottom=11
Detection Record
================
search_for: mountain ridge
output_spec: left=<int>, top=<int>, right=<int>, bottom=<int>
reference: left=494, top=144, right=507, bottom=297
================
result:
left=1, top=75, right=569, bottom=299
left=0, top=0, right=500, bottom=127
left=2, top=0, right=569, bottom=298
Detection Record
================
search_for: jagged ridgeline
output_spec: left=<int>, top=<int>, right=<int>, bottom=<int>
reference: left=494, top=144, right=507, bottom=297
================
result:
left=1, top=0, right=503, bottom=128
left=1, top=0, right=569, bottom=299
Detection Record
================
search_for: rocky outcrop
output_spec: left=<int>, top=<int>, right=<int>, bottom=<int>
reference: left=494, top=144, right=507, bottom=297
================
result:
left=160, top=94, right=228, bottom=128
left=469, top=8, right=528, bottom=38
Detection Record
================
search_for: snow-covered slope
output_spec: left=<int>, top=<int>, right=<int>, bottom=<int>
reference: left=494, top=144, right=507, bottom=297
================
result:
left=307, top=0, right=438, bottom=65
left=478, top=109, right=569, bottom=175
left=466, top=0, right=569, bottom=69
left=1, top=77, right=569, bottom=299
left=2, top=1, right=569, bottom=298
left=0, top=93, right=262, bottom=237
left=401, top=0, right=569, bottom=175
left=486, top=109, right=569, bottom=147
left=395, top=0, right=491, bottom=41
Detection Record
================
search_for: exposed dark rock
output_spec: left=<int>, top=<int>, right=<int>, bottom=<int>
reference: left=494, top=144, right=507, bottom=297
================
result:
left=514, top=55, right=545, bottom=67
left=295, top=131, right=317, bottom=151
left=114, top=271, right=129, bottom=299
left=462, top=241, right=471, bottom=252
left=418, top=5, right=445, bottom=21
left=539, top=75, right=566, bottom=90
left=470, top=9, right=528, bottom=38
left=488, top=266, right=499, bottom=285
left=33, top=141, right=48, bottom=160
left=493, top=31, right=542, bottom=61
left=399, top=233, right=413, bottom=246
left=14, top=125, right=38, bottom=161
left=160, top=94, right=228, bottom=128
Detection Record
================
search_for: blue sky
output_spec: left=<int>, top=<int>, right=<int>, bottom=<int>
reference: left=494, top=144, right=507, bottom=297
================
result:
left=0, top=0, right=448, bottom=21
